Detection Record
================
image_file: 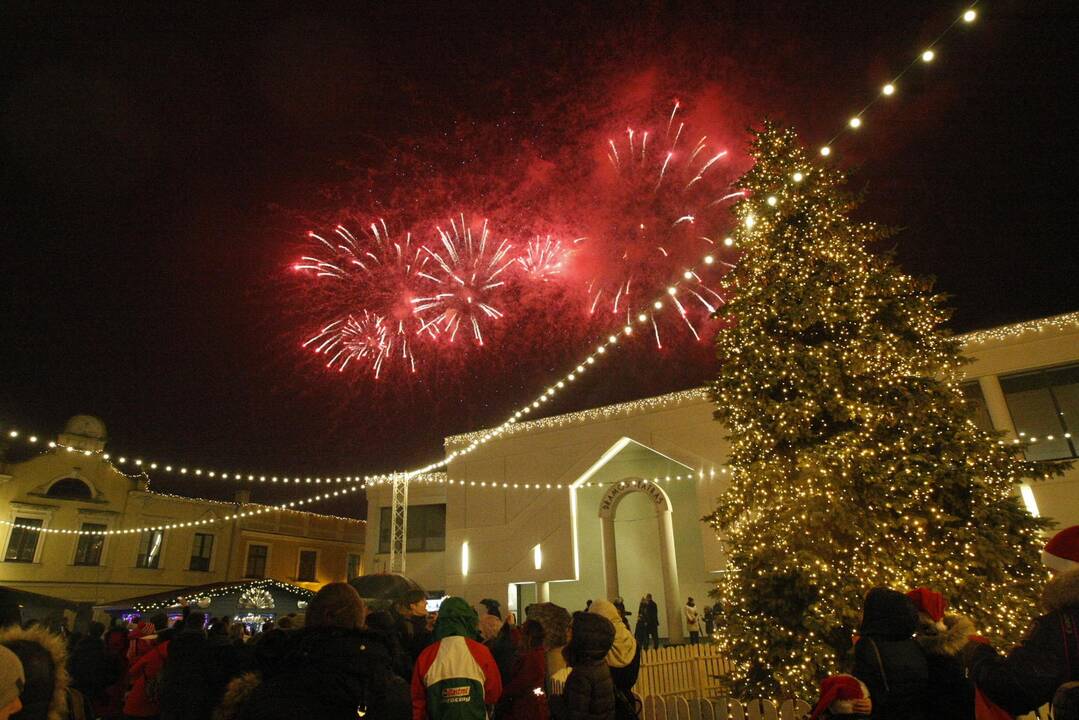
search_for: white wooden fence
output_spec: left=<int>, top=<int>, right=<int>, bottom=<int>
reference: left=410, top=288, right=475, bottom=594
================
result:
left=636, top=644, right=732, bottom=700
left=631, top=643, right=1051, bottom=720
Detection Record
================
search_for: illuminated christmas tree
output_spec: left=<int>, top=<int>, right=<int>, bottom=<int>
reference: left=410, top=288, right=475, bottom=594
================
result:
left=707, top=123, right=1061, bottom=699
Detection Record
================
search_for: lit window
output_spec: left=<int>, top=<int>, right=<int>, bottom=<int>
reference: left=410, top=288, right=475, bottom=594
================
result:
left=135, top=530, right=164, bottom=569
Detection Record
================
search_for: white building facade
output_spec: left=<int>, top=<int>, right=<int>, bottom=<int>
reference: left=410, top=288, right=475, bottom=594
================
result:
left=364, top=312, right=1079, bottom=641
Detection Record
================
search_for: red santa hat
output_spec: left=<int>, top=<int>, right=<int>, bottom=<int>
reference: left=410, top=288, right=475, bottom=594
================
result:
left=1043, top=526, right=1079, bottom=573
left=809, top=674, right=869, bottom=719
left=907, top=587, right=947, bottom=629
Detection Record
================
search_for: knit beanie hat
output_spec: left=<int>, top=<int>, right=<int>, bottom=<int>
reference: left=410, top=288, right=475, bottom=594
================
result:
left=0, top=645, right=24, bottom=710
left=907, top=587, right=948, bottom=630
left=1043, top=526, right=1079, bottom=573
left=809, top=675, right=869, bottom=719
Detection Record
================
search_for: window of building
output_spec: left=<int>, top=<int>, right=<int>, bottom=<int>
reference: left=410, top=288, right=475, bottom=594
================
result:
left=378, top=504, right=446, bottom=554
left=245, top=544, right=268, bottom=578
left=297, top=550, right=317, bottom=582
left=1000, top=363, right=1079, bottom=461
left=45, top=478, right=93, bottom=500
left=347, top=553, right=362, bottom=581
left=960, top=381, right=995, bottom=432
left=5, top=518, right=43, bottom=563
left=74, top=524, right=106, bottom=566
left=135, top=530, right=164, bottom=569
left=190, top=533, right=214, bottom=571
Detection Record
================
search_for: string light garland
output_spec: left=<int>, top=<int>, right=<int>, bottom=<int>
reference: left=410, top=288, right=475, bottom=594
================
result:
left=125, top=579, right=314, bottom=614
left=0, top=1, right=1022, bottom=535
left=819, top=4, right=981, bottom=158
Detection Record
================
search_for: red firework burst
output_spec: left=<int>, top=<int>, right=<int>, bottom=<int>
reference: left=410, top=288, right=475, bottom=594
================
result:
left=295, top=220, right=435, bottom=376
left=517, top=234, right=574, bottom=282
left=412, top=214, right=519, bottom=346
left=575, top=101, right=743, bottom=346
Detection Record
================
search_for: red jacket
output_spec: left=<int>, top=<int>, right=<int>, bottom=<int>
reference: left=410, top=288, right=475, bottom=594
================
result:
left=497, top=647, right=549, bottom=720
left=123, top=639, right=169, bottom=718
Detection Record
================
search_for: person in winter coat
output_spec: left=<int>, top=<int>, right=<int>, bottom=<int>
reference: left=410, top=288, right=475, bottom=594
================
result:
left=963, top=525, right=1079, bottom=716
left=394, top=591, right=434, bottom=669
left=587, top=601, right=639, bottom=697
left=0, top=623, right=95, bottom=720
left=366, top=610, right=414, bottom=681
left=683, top=598, right=700, bottom=644
left=852, top=587, right=929, bottom=720
left=906, top=587, right=975, bottom=719
left=67, top=621, right=118, bottom=714
left=525, top=603, right=572, bottom=695
left=495, top=620, right=548, bottom=720
left=411, top=596, right=501, bottom=720
left=158, top=612, right=217, bottom=720
left=123, top=626, right=169, bottom=719
left=562, top=612, right=616, bottom=720
left=231, top=583, right=410, bottom=720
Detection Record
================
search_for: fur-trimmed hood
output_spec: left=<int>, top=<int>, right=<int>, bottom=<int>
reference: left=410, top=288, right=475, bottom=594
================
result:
left=214, top=671, right=262, bottom=720
left=1044, top=568, right=1079, bottom=613
left=0, top=624, right=71, bottom=720
left=915, top=613, right=975, bottom=657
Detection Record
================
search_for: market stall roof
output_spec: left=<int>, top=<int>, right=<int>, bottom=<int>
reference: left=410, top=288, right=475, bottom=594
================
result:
left=0, top=585, right=89, bottom=610
left=94, top=579, right=314, bottom=613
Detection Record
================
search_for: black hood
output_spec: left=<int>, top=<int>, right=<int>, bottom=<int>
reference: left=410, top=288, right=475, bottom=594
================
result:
left=859, top=587, right=918, bottom=640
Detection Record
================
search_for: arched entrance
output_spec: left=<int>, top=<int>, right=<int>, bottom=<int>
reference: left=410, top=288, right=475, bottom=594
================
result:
left=598, top=479, right=684, bottom=643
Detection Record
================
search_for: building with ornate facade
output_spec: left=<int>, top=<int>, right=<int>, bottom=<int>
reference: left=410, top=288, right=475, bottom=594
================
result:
left=0, top=416, right=365, bottom=607
left=363, top=312, right=1079, bottom=642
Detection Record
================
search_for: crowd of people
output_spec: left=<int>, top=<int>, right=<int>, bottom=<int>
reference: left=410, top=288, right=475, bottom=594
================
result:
left=811, top=524, right=1079, bottom=719
left=2, top=526, right=1079, bottom=719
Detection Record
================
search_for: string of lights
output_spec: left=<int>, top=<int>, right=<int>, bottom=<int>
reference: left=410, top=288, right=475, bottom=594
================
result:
left=818, top=3, right=981, bottom=158
left=1, top=3, right=999, bottom=533
left=126, top=578, right=314, bottom=614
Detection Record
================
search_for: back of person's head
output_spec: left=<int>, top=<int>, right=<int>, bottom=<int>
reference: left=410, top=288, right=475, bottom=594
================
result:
left=227, top=623, right=245, bottom=642
left=208, top=619, right=228, bottom=637
left=859, top=587, right=918, bottom=640
left=252, top=629, right=291, bottom=680
left=276, top=616, right=293, bottom=630
left=150, top=613, right=168, bottom=631
left=87, top=621, right=105, bottom=639
left=479, top=598, right=501, bottom=620
left=1054, top=681, right=1079, bottom=720
left=0, top=628, right=67, bottom=719
left=185, top=612, right=206, bottom=631
left=306, top=583, right=365, bottom=629
left=521, top=619, right=545, bottom=650
left=565, top=612, right=615, bottom=666
left=397, top=589, right=426, bottom=610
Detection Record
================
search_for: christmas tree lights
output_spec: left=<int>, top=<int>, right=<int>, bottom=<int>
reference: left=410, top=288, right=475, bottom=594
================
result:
left=706, top=123, right=1066, bottom=699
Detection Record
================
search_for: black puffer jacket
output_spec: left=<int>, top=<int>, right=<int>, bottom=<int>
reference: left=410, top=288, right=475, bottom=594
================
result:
left=853, top=588, right=929, bottom=720
left=236, top=626, right=410, bottom=720
left=563, top=613, right=615, bottom=720
left=965, top=568, right=1079, bottom=715
left=916, top=614, right=975, bottom=719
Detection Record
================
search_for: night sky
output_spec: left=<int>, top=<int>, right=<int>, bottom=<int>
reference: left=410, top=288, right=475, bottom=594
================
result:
left=2, top=1, right=1077, bottom=515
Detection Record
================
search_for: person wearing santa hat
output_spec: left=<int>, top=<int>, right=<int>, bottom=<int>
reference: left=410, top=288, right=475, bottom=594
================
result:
left=963, top=525, right=1079, bottom=716
left=807, top=675, right=871, bottom=719
left=907, top=587, right=976, bottom=719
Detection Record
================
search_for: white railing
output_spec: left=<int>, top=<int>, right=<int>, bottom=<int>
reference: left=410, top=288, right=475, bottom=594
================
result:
left=636, top=644, right=732, bottom=699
